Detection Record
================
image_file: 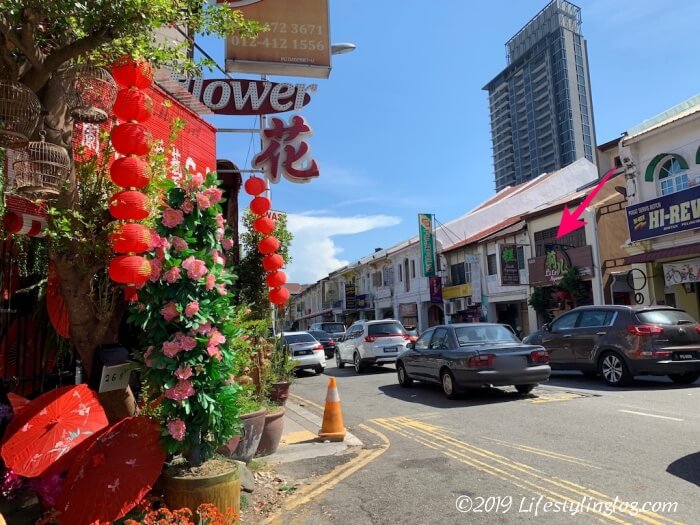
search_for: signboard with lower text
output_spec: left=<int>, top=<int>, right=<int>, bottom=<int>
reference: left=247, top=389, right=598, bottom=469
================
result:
left=221, top=0, right=331, bottom=78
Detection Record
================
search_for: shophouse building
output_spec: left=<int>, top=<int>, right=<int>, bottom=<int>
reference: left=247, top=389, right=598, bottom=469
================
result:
left=618, top=94, right=700, bottom=320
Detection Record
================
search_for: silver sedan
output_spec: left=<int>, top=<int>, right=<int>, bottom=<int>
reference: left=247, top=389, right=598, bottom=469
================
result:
left=396, top=323, right=551, bottom=399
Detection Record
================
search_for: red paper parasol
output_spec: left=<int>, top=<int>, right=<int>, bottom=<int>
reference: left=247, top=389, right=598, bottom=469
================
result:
left=7, top=393, right=30, bottom=415
left=1, top=384, right=108, bottom=477
left=56, top=417, right=165, bottom=525
left=46, top=263, right=70, bottom=339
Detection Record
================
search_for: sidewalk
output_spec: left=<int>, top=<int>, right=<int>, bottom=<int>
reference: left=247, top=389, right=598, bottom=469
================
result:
left=265, top=400, right=362, bottom=465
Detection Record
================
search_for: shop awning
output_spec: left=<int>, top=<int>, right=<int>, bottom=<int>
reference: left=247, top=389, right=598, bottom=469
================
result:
left=623, top=242, right=700, bottom=264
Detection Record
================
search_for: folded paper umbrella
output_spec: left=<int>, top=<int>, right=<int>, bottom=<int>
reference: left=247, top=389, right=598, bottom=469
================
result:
left=46, top=262, right=70, bottom=339
left=0, top=384, right=108, bottom=477
left=6, top=392, right=30, bottom=415
left=56, top=416, right=165, bottom=525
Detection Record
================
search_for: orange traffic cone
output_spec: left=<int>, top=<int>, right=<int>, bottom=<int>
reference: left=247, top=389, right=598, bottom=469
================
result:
left=318, top=377, right=346, bottom=442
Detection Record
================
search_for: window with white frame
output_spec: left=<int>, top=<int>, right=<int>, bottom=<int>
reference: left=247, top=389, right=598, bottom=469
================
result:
left=487, top=253, right=498, bottom=276
left=465, top=262, right=472, bottom=283
left=410, top=259, right=416, bottom=278
left=398, top=264, right=402, bottom=282
left=372, top=271, right=382, bottom=287
left=659, top=158, right=689, bottom=196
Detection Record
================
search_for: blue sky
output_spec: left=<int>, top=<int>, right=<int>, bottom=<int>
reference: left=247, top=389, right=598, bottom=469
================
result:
left=200, top=0, right=700, bottom=284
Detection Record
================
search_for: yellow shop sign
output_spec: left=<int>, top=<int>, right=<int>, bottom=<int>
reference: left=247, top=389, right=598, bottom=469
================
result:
left=442, top=283, right=472, bottom=299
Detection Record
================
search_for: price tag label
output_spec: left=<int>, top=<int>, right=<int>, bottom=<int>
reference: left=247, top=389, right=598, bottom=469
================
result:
left=98, top=363, right=137, bottom=393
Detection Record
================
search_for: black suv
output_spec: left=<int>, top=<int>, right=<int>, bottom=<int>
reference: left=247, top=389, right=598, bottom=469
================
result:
left=523, top=305, right=700, bottom=386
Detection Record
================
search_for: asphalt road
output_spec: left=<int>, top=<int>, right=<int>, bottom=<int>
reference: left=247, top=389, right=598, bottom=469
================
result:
left=276, top=358, right=700, bottom=525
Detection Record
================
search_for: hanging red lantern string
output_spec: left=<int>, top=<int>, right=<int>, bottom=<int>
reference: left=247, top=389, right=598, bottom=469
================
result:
left=107, top=57, right=154, bottom=300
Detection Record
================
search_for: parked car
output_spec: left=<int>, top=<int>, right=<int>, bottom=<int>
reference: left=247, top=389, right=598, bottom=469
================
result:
left=282, top=331, right=326, bottom=375
left=403, top=325, right=419, bottom=343
left=308, top=329, right=337, bottom=359
left=522, top=305, right=700, bottom=386
left=396, top=323, right=551, bottom=399
left=336, top=319, right=409, bottom=373
left=309, top=322, right=346, bottom=340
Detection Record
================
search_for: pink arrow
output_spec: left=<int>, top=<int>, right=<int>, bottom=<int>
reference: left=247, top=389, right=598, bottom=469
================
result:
left=556, top=168, right=617, bottom=239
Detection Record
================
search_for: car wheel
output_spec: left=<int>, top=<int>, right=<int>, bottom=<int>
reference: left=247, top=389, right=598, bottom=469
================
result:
left=335, top=350, right=345, bottom=369
left=314, top=365, right=324, bottom=375
left=440, top=368, right=459, bottom=399
left=397, top=362, right=413, bottom=387
left=668, top=372, right=700, bottom=385
left=598, top=351, right=631, bottom=386
left=515, top=384, right=535, bottom=395
left=354, top=352, right=366, bottom=374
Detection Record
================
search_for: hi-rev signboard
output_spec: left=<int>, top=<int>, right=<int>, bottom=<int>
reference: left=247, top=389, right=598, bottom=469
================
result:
left=627, top=185, right=700, bottom=242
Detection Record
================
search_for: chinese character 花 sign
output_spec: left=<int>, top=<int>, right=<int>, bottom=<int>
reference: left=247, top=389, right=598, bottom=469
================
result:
left=253, top=114, right=319, bottom=184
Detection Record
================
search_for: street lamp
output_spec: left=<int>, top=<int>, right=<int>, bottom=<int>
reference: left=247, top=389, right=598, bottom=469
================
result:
left=331, top=42, right=356, bottom=55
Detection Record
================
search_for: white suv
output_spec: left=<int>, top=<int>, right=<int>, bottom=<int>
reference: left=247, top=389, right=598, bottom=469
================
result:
left=336, top=319, right=410, bottom=374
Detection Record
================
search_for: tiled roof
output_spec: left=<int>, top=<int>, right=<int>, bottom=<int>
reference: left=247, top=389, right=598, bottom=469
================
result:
left=442, top=215, right=523, bottom=253
left=624, top=93, right=700, bottom=141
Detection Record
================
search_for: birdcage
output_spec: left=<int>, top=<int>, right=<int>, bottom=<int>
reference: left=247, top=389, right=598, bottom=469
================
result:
left=0, top=80, right=42, bottom=149
left=12, top=133, right=71, bottom=198
left=64, top=65, right=117, bottom=124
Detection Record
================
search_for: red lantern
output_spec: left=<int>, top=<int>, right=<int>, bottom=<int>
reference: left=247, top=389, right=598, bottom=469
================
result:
left=109, top=156, right=151, bottom=188
left=269, top=287, right=290, bottom=305
left=253, top=216, right=276, bottom=235
left=110, top=122, right=151, bottom=156
left=249, top=196, right=271, bottom=216
left=109, top=190, right=150, bottom=220
left=108, top=255, right=151, bottom=285
left=112, top=57, right=154, bottom=89
left=262, top=254, right=284, bottom=272
left=258, top=236, right=280, bottom=255
left=110, top=223, right=153, bottom=254
left=244, top=177, right=266, bottom=196
left=266, top=271, right=287, bottom=288
left=112, top=88, right=153, bottom=123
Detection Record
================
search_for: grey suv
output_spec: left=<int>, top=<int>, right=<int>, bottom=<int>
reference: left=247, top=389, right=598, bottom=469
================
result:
left=523, top=305, right=700, bottom=386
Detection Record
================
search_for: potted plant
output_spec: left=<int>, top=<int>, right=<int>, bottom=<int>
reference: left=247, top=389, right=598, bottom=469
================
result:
left=256, top=400, right=285, bottom=457
left=128, top=169, right=251, bottom=513
left=265, top=340, right=296, bottom=406
left=220, top=387, right=267, bottom=464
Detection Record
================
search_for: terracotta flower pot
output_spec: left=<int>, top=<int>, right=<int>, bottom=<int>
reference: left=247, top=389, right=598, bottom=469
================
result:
left=219, top=407, right=267, bottom=463
left=268, top=381, right=291, bottom=406
left=162, top=459, right=240, bottom=523
left=256, top=407, right=285, bottom=456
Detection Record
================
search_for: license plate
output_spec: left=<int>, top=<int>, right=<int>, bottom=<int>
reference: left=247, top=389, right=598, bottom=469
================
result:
left=496, top=356, right=527, bottom=369
left=675, top=353, right=696, bottom=360
left=383, top=347, right=398, bottom=353
left=294, top=350, right=311, bottom=356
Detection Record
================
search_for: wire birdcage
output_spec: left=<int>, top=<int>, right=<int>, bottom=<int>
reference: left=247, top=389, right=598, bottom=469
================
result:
left=0, top=80, right=42, bottom=149
left=12, top=133, right=71, bottom=198
left=64, top=65, right=118, bottom=124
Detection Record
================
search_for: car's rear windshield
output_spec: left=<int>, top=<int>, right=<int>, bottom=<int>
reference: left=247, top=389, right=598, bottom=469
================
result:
left=284, top=333, right=316, bottom=343
left=455, top=325, right=519, bottom=345
left=368, top=322, right=405, bottom=336
left=322, top=323, right=345, bottom=332
left=308, top=330, right=329, bottom=339
left=636, top=309, right=697, bottom=325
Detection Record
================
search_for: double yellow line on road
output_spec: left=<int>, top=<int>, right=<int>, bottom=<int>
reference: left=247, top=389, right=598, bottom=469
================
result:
left=370, top=416, right=685, bottom=525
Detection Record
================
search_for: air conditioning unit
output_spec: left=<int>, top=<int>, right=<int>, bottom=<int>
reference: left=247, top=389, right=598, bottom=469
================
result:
left=466, top=296, right=473, bottom=306
left=454, top=298, right=466, bottom=311
left=445, top=301, right=455, bottom=315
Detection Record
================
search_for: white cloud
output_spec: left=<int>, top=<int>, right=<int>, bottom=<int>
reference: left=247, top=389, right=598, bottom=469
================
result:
left=284, top=214, right=401, bottom=283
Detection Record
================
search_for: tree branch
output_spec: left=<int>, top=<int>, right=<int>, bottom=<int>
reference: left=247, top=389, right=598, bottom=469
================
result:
left=0, top=12, right=42, bottom=70
left=21, top=26, right=112, bottom=91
